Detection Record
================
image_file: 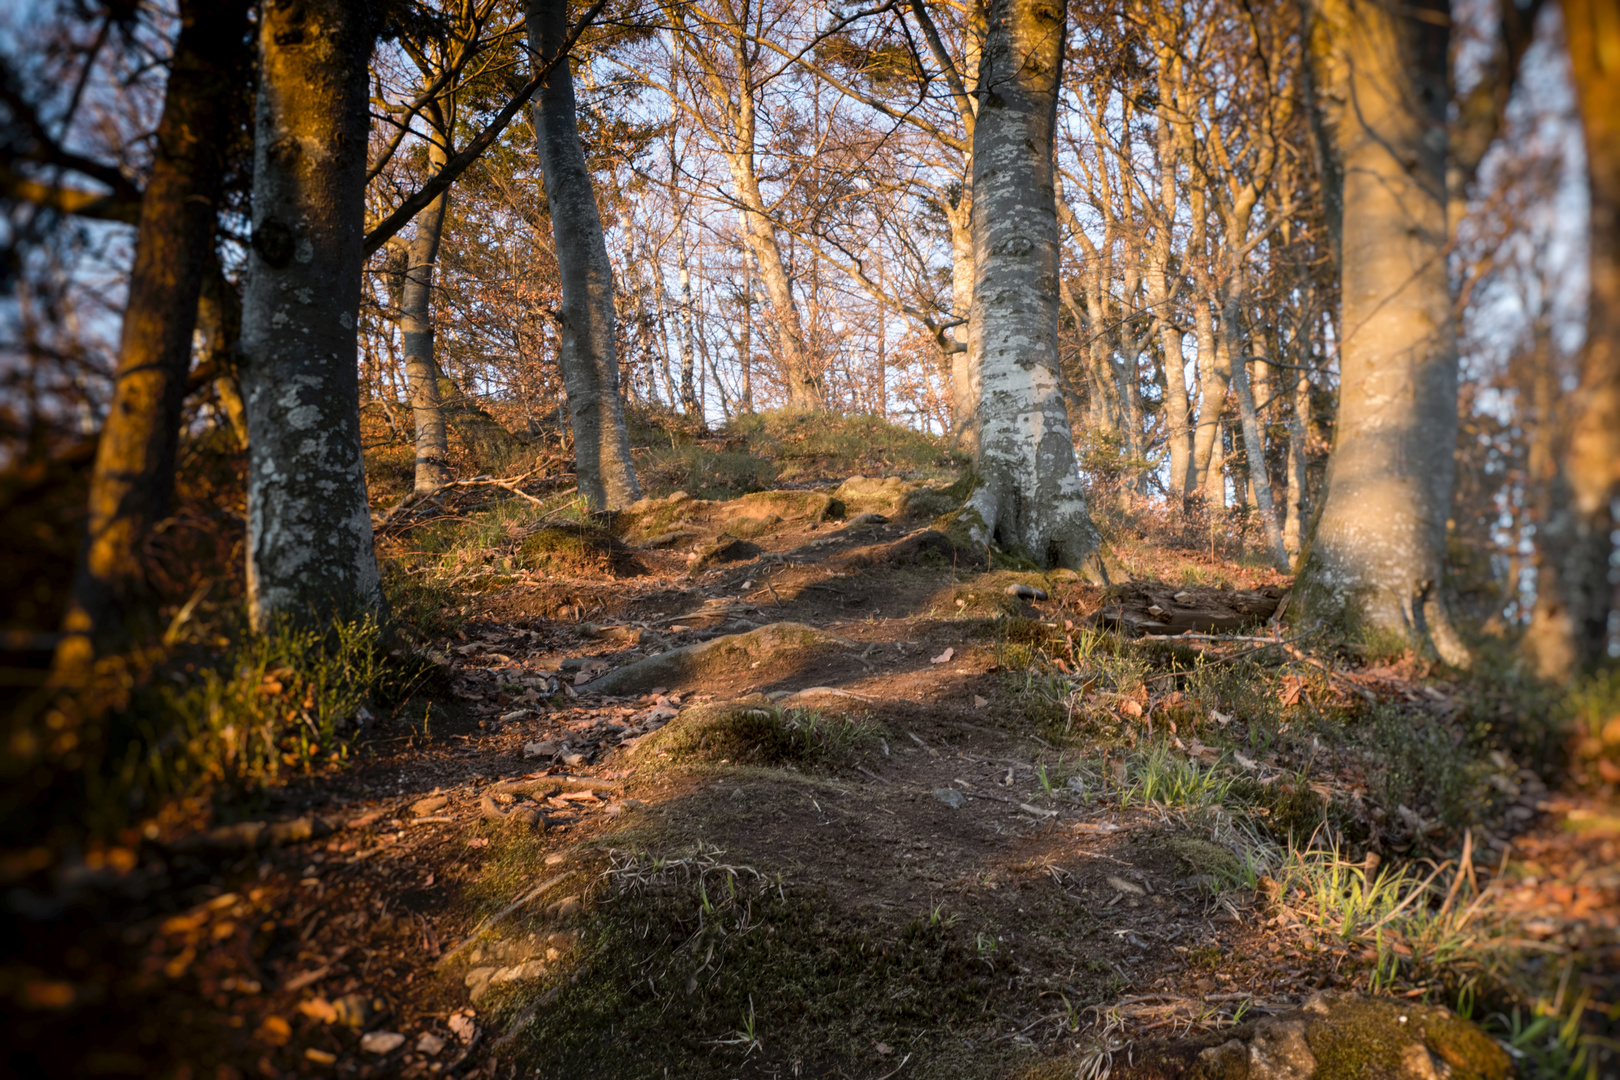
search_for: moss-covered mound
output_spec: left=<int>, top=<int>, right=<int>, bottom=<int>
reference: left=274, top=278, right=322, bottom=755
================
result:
left=633, top=699, right=876, bottom=767
left=1032, top=992, right=1511, bottom=1080
left=518, top=523, right=645, bottom=577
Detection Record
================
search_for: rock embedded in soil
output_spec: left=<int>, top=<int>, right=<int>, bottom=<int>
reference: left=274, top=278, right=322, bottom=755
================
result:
left=933, top=788, right=966, bottom=809
left=1099, top=992, right=1509, bottom=1080
left=359, top=1031, right=406, bottom=1055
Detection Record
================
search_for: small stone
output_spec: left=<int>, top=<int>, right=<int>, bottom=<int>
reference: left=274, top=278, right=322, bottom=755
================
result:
left=548, top=895, right=582, bottom=920
left=845, top=512, right=888, bottom=528
left=416, top=1032, right=446, bottom=1056
left=359, top=1031, right=406, bottom=1055
left=1147, top=604, right=1165, bottom=616
left=1004, top=583, right=1048, bottom=600
left=410, top=795, right=449, bottom=816
left=560, top=752, right=586, bottom=767
left=1247, top=1017, right=1316, bottom=1080
left=525, top=740, right=561, bottom=758
left=448, top=1011, right=477, bottom=1044
left=303, top=1048, right=337, bottom=1065
left=1106, top=875, right=1145, bottom=895
left=544, top=853, right=566, bottom=867
left=933, top=788, right=966, bottom=809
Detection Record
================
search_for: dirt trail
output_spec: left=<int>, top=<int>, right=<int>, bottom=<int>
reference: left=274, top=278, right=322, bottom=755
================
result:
left=8, top=488, right=1616, bottom=1079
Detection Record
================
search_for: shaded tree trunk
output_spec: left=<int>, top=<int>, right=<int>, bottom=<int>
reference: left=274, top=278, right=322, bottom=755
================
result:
left=239, top=0, right=381, bottom=628
left=1290, top=0, right=1468, bottom=665
left=961, top=0, right=1099, bottom=573
left=55, top=0, right=251, bottom=676
left=527, top=0, right=640, bottom=509
left=400, top=125, right=452, bottom=494
left=1537, top=0, right=1620, bottom=669
left=198, top=255, right=248, bottom=449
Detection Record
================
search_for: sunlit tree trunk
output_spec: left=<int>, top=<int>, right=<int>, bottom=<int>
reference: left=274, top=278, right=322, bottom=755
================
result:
left=947, top=206, right=978, bottom=450
left=239, top=0, right=382, bottom=628
left=400, top=116, right=452, bottom=494
left=1283, top=360, right=1312, bottom=555
left=527, top=0, right=641, bottom=508
left=55, top=0, right=251, bottom=676
left=678, top=231, right=697, bottom=413
left=961, top=0, right=1099, bottom=572
left=1291, top=0, right=1468, bottom=665
left=1536, top=0, right=1620, bottom=668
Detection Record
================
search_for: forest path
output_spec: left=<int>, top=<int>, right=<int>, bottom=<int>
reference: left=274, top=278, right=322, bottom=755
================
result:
left=38, top=488, right=1617, bottom=1078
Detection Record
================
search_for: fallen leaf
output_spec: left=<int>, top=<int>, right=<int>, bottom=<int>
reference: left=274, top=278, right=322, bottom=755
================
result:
left=1120, top=699, right=1143, bottom=718
left=1234, top=751, right=1258, bottom=771
left=973, top=695, right=988, bottom=709
left=256, top=1015, right=292, bottom=1046
left=304, top=1048, right=337, bottom=1065
left=467, top=837, right=489, bottom=848
left=1210, top=709, right=1234, bottom=726
left=931, top=647, right=955, bottom=664
left=1106, top=875, right=1145, bottom=896
left=876, top=1042, right=894, bottom=1056
left=298, top=997, right=338, bottom=1024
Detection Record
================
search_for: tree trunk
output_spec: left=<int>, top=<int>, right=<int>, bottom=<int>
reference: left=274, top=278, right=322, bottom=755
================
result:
left=1283, top=360, right=1311, bottom=555
left=1189, top=300, right=1228, bottom=503
left=961, top=0, right=1099, bottom=572
left=947, top=203, right=978, bottom=450
left=400, top=127, right=452, bottom=494
left=1541, top=0, right=1620, bottom=668
left=55, top=0, right=251, bottom=675
left=1232, top=353, right=1289, bottom=569
left=198, top=255, right=248, bottom=449
left=678, top=232, right=697, bottom=413
left=1290, top=0, right=1468, bottom=665
left=239, top=0, right=382, bottom=629
left=527, top=0, right=640, bottom=509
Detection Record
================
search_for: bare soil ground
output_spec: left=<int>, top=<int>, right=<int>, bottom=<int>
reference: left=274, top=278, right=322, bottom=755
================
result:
left=4, top=487, right=1616, bottom=1080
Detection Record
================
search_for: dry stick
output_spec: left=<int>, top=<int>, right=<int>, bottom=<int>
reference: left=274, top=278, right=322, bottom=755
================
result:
left=1144, top=622, right=1324, bottom=683
left=375, top=472, right=572, bottom=530
left=435, top=870, right=575, bottom=969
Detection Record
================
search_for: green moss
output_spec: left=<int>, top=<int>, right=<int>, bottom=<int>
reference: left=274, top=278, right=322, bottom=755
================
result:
left=518, top=524, right=642, bottom=576
left=731, top=489, right=845, bottom=523
left=635, top=702, right=877, bottom=768
left=723, top=513, right=782, bottom=539
left=1306, top=997, right=1510, bottom=1080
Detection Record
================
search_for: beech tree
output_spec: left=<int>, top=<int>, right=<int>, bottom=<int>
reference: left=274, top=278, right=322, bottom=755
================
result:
left=54, top=0, right=252, bottom=676
left=239, top=0, right=383, bottom=627
left=960, top=0, right=1100, bottom=572
left=526, top=0, right=641, bottom=508
left=1288, top=0, right=1469, bottom=663
left=1536, top=0, right=1620, bottom=668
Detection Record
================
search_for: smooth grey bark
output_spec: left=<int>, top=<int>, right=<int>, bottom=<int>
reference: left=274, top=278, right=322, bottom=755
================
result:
left=1529, top=0, right=1620, bottom=671
left=678, top=231, right=697, bottom=413
left=1282, top=360, right=1311, bottom=556
left=400, top=126, right=452, bottom=494
left=526, top=0, right=640, bottom=509
left=240, top=0, right=382, bottom=628
left=1291, top=0, right=1468, bottom=665
left=961, top=0, right=1099, bottom=572
left=1231, top=352, right=1289, bottom=569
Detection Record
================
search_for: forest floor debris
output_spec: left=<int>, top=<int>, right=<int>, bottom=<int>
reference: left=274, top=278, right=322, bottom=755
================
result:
left=3, top=461, right=1616, bottom=1079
